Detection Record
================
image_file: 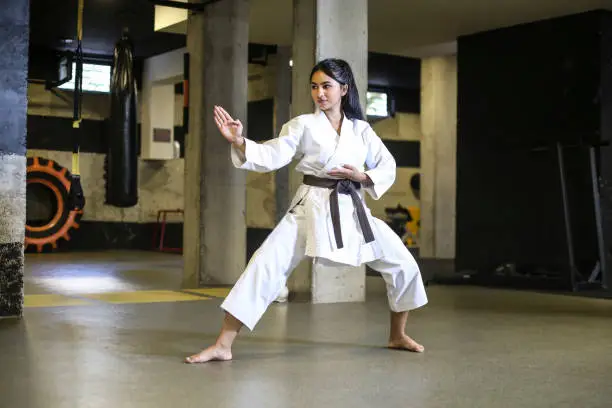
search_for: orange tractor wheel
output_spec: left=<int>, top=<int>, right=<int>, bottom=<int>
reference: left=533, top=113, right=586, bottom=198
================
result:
left=25, top=156, right=83, bottom=253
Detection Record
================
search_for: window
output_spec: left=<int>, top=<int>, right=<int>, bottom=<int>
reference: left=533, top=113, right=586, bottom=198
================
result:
left=366, top=91, right=388, bottom=117
left=58, top=62, right=111, bottom=93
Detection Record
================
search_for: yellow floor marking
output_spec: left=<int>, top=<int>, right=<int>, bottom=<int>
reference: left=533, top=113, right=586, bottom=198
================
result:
left=81, top=290, right=209, bottom=304
left=25, top=294, right=90, bottom=308
left=184, top=287, right=231, bottom=298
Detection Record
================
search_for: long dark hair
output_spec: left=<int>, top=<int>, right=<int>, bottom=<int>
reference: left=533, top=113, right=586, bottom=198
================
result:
left=310, top=58, right=365, bottom=121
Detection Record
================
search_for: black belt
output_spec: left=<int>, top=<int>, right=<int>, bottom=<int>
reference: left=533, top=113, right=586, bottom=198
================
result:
left=302, top=175, right=375, bottom=249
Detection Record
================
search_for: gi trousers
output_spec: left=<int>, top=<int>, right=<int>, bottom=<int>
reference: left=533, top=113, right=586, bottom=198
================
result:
left=221, top=203, right=428, bottom=331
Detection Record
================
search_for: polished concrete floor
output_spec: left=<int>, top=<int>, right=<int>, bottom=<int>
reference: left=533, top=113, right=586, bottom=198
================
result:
left=1, top=251, right=612, bottom=408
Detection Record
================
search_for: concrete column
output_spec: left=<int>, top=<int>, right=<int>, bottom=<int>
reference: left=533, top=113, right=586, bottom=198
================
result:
left=288, top=0, right=368, bottom=303
left=183, top=0, right=249, bottom=287
left=420, top=55, right=458, bottom=259
left=0, top=0, right=28, bottom=317
left=274, top=46, right=292, bottom=222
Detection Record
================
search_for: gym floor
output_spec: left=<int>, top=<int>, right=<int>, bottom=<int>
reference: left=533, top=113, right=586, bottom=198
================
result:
left=1, top=251, right=611, bottom=407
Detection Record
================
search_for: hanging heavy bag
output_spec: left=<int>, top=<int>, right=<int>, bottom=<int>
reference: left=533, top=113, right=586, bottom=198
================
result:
left=105, top=28, right=138, bottom=207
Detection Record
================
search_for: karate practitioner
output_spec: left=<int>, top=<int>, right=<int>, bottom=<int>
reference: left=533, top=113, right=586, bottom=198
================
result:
left=186, top=58, right=428, bottom=364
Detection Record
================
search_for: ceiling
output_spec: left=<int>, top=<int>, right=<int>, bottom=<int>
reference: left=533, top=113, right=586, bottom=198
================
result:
left=29, top=0, right=612, bottom=59
left=29, top=0, right=186, bottom=58
left=367, top=0, right=612, bottom=57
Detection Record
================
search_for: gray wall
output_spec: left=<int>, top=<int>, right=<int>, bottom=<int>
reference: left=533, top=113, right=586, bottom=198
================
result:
left=0, top=0, right=29, bottom=317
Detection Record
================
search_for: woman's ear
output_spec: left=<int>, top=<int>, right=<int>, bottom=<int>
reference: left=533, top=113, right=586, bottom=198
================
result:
left=341, top=84, right=348, bottom=96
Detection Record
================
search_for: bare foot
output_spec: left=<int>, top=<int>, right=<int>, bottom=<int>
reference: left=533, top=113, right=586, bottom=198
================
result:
left=185, top=344, right=233, bottom=364
left=388, top=334, right=425, bottom=353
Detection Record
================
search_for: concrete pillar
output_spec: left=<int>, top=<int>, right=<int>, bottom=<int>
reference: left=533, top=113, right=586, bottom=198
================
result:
left=183, top=0, right=249, bottom=287
left=288, top=0, right=368, bottom=303
left=0, top=0, right=28, bottom=317
left=420, top=55, right=458, bottom=259
left=274, top=46, right=292, bottom=222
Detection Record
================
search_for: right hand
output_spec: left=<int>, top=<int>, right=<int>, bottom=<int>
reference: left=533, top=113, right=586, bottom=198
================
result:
left=214, top=105, right=244, bottom=145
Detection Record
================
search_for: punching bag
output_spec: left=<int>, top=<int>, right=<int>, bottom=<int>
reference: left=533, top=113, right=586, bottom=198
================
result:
left=106, top=29, right=138, bottom=207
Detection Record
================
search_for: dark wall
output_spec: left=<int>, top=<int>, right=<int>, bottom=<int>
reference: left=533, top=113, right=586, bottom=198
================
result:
left=27, top=115, right=109, bottom=153
left=368, top=52, right=421, bottom=113
left=456, top=10, right=612, bottom=289
left=368, top=52, right=420, bottom=90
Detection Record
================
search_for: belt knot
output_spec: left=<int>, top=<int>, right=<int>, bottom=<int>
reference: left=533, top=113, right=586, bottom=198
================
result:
left=302, top=175, right=375, bottom=249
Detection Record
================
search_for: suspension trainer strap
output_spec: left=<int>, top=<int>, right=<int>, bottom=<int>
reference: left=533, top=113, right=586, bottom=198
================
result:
left=68, top=0, right=85, bottom=210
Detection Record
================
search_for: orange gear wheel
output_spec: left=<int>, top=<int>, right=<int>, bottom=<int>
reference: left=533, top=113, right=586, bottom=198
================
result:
left=25, top=156, right=84, bottom=253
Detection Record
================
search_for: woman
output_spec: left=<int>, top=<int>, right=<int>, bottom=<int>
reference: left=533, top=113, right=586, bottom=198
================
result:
left=185, top=58, right=428, bottom=364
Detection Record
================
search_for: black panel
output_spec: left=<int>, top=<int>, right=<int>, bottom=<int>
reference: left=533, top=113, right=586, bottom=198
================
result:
left=384, top=140, right=420, bottom=168
left=392, top=88, right=420, bottom=114
left=25, top=115, right=174, bottom=157
left=458, top=11, right=601, bottom=149
left=174, top=125, right=185, bottom=158
left=247, top=98, right=274, bottom=141
left=247, top=227, right=273, bottom=264
left=248, top=43, right=277, bottom=65
left=23, top=222, right=274, bottom=264
left=368, top=52, right=420, bottom=90
left=27, top=45, right=68, bottom=84
left=24, top=221, right=183, bottom=253
left=367, top=53, right=421, bottom=115
left=597, top=12, right=612, bottom=293
left=174, top=82, right=183, bottom=95
left=456, top=10, right=612, bottom=291
left=26, top=115, right=107, bottom=153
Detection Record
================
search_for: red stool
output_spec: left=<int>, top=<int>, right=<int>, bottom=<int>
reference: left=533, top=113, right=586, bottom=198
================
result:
left=153, top=209, right=183, bottom=253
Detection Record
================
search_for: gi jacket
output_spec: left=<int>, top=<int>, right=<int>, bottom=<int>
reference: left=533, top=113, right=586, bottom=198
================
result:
left=231, top=110, right=396, bottom=267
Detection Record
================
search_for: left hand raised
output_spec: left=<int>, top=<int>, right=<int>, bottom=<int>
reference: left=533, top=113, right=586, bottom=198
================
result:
left=327, top=164, right=367, bottom=183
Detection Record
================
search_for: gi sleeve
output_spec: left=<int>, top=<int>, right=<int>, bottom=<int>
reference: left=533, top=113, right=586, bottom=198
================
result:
left=362, top=125, right=396, bottom=200
left=230, top=116, right=304, bottom=172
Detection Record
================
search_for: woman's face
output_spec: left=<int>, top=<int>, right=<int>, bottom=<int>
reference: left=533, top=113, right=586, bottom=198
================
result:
left=310, top=70, right=347, bottom=113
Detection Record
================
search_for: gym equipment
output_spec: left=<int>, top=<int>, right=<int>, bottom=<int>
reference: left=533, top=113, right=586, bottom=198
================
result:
left=152, top=209, right=183, bottom=253
left=539, top=142, right=608, bottom=291
left=385, top=204, right=419, bottom=247
left=25, top=157, right=83, bottom=253
left=105, top=29, right=139, bottom=207
left=68, top=0, right=86, bottom=212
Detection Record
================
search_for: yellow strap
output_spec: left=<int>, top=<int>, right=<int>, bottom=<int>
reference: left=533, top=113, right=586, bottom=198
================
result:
left=72, top=152, right=80, bottom=176
left=77, top=0, right=84, bottom=41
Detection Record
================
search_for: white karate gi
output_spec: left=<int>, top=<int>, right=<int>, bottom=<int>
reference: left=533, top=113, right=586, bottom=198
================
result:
left=221, top=110, right=428, bottom=330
